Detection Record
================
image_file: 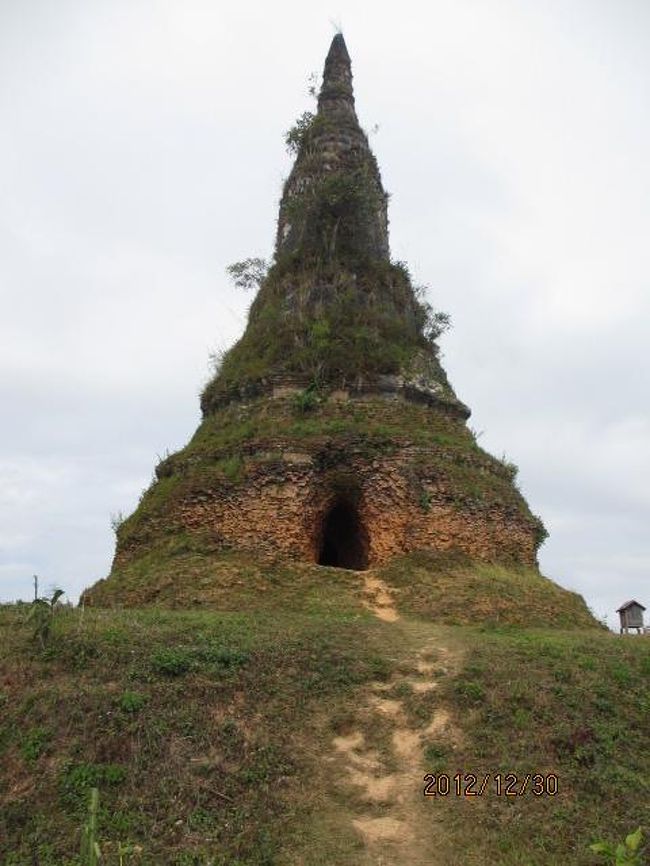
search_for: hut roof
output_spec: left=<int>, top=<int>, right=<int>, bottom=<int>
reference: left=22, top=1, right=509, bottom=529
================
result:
left=616, top=600, right=646, bottom=612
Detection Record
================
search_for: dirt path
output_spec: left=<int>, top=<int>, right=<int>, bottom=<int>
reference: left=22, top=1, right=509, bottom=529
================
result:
left=360, top=573, right=399, bottom=622
left=328, top=574, right=463, bottom=864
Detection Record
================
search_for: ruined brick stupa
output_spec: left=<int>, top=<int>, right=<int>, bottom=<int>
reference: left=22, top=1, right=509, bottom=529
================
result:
left=85, top=35, right=585, bottom=614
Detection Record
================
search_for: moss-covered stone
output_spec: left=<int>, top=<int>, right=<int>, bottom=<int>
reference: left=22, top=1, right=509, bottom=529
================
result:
left=85, top=35, right=574, bottom=626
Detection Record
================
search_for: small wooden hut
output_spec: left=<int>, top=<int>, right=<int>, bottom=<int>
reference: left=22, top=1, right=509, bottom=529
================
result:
left=616, top=600, right=646, bottom=634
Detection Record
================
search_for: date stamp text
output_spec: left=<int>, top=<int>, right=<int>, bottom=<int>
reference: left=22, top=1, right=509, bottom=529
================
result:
left=423, top=772, right=559, bottom=798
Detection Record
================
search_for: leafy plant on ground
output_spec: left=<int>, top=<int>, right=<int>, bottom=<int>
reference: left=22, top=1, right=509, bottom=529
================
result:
left=117, top=842, right=143, bottom=865
left=118, top=691, right=145, bottom=714
left=590, top=827, right=645, bottom=865
left=20, top=727, right=50, bottom=763
left=61, top=762, right=127, bottom=807
left=26, top=588, right=65, bottom=649
left=150, top=647, right=193, bottom=677
left=80, top=787, right=101, bottom=866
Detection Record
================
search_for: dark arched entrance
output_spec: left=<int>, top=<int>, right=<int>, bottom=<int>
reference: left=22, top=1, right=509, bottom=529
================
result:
left=317, top=498, right=368, bottom=570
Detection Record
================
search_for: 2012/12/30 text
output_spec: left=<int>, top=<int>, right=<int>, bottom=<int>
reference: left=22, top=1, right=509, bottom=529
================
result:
left=423, top=772, right=559, bottom=797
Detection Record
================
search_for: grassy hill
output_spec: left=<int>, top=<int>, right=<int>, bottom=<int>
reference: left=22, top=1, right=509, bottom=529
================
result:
left=1, top=563, right=648, bottom=865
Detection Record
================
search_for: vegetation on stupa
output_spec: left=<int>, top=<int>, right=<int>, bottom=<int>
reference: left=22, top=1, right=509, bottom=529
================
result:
left=85, top=32, right=552, bottom=603
left=88, top=394, right=552, bottom=611
left=201, top=35, right=452, bottom=414
left=200, top=256, right=452, bottom=414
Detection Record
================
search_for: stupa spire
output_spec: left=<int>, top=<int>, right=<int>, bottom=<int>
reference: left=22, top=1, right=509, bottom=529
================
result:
left=197, top=33, right=469, bottom=420
left=275, top=34, right=389, bottom=262
left=317, top=33, right=356, bottom=119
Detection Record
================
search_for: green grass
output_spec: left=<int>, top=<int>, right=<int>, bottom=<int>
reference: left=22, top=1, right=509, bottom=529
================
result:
left=0, top=602, right=399, bottom=865
left=415, top=626, right=650, bottom=865
left=0, top=592, right=650, bottom=866
left=1, top=585, right=647, bottom=865
left=84, top=543, right=375, bottom=612
left=382, top=551, right=599, bottom=629
left=170, top=398, right=478, bottom=467
left=86, top=543, right=597, bottom=636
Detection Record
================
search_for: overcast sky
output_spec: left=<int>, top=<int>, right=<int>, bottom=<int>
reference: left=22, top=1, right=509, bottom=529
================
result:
left=1, top=0, right=648, bottom=627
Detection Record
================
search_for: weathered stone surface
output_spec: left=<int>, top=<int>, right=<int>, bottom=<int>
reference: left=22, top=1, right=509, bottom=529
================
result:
left=110, top=395, right=541, bottom=577
left=200, top=36, right=468, bottom=414
left=276, top=33, right=389, bottom=262
left=87, top=36, right=553, bottom=610
left=209, top=370, right=470, bottom=419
